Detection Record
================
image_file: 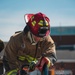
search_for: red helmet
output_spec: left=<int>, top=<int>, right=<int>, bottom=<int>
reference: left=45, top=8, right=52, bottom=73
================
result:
left=24, top=12, right=50, bottom=37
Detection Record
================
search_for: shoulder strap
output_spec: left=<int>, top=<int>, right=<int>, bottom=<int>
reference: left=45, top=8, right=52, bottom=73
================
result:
left=23, top=25, right=29, bottom=35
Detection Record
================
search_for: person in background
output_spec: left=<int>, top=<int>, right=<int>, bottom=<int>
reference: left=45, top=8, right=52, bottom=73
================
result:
left=0, top=39, right=4, bottom=52
left=0, top=39, right=4, bottom=75
left=3, top=12, right=57, bottom=75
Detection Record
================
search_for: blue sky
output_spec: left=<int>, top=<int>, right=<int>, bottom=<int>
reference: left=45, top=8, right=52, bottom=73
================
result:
left=0, top=0, right=75, bottom=41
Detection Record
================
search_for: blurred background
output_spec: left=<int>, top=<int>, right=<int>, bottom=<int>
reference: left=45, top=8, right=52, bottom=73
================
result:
left=0, top=0, right=75, bottom=75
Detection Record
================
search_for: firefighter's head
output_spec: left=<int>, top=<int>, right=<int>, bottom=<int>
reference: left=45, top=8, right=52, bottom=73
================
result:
left=24, top=12, right=50, bottom=37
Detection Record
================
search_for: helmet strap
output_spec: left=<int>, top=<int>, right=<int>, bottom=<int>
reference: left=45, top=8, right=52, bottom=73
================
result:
left=28, top=31, right=37, bottom=45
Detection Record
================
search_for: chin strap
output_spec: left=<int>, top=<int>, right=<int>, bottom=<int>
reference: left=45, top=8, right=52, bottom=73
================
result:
left=28, top=31, right=37, bottom=45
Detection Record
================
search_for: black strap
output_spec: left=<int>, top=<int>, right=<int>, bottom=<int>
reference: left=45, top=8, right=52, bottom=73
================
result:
left=23, top=25, right=29, bottom=35
left=30, top=32, right=35, bottom=44
left=33, top=43, right=38, bottom=61
left=3, top=56, right=10, bottom=72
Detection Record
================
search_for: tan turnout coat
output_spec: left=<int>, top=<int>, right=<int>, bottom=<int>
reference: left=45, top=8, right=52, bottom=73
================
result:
left=4, top=31, right=56, bottom=70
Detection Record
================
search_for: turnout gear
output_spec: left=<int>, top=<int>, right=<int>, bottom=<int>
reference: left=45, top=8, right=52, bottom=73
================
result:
left=3, top=12, right=57, bottom=74
left=17, top=55, right=37, bottom=62
left=6, top=69, right=18, bottom=75
left=4, top=31, right=57, bottom=72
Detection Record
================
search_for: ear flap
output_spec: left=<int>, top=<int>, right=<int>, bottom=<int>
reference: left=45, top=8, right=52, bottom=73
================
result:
left=23, top=14, right=34, bottom=34
left=24, top=14, right=34, bottom=23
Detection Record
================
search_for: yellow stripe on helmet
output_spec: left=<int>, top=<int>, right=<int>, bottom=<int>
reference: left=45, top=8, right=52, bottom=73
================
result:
left=38, top=20, right=43, bottom=26
left=38, top=20, right=49, bottom=26
left=31, top=21, right=36, bottom=26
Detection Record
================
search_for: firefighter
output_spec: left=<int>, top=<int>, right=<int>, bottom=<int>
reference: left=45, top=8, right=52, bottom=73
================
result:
left=3, top=12, right=57, bottom=75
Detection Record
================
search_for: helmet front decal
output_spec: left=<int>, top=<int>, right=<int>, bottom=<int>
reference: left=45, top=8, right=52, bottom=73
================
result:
left=38, top=20, right=43, bottom=26
left=31, top=16, right=34, bottom=21
left=31, top=16, right=36, bottom=26
left=45, top=20, right=49, bottom=26
left=43, top=18, right=49, bottom=26
left=31, top=21, right=36, bottom=26
left=38, top=20, right=49, bottom=26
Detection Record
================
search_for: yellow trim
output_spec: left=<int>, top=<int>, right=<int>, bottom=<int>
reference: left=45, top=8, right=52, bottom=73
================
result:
left=25, top=55, right=37, bottom=63
left=45, top=21, right=48, bottom=26
left=18, top=55, right=37, bottom=63
left=38, top=20, right=43, bottom=26
left=6, top=69, right=18, bottom=75
left=31, top=21, right=36, bottom=26
left=18, top=56, right=26, bottom=61
left=38, top=20, right=49, bottom=26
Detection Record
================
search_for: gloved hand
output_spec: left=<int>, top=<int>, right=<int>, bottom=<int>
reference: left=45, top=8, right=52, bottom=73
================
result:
left=44, top=57, right=51, bottom=68
left=17, top=69, right=27, bottom=75
left=36, top=57, right=51, bottom=72
left=17, top=64, right=29, bottom=75
left=29, top=61, right=36, bottom=71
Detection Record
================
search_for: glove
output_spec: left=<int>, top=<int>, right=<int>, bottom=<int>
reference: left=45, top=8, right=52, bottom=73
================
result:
left=36, top=57, right=51, bottom=72
left=29, top=61, right=36, bottom=71
left=44, top=57, right=51, bottom=68
left=17, top=69, right=27, bottom=75
left=17, top=64, right=29, bottom=75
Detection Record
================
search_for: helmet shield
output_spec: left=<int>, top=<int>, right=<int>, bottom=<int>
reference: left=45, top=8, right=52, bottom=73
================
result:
left=38, top=27, right=50, bottom=37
